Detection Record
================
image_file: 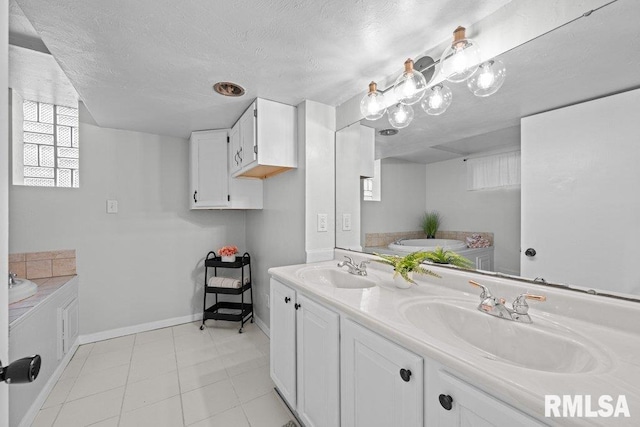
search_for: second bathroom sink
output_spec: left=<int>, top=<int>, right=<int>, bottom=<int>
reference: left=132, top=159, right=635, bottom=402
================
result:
left=401, top=298, right=605, bottom=374
left=9, top=278, right=38, bottom=304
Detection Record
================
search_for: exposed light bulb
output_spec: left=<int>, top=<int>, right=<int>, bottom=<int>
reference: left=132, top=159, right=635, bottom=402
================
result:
left=421, top=84, right=453, bottom=116
left=467, top=59, right=506, bottom=97
left=359, top=81, right=387, bottom=120
left=388, top=103, right=414, bottom=129
left=439, top=26, right=481, bottom=83
left=393, top=59, right=427, bottom=105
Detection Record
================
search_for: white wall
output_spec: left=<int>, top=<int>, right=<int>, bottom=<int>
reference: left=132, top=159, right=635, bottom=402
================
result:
left=245, top=102, right=307, bottom=329
left=425, top=157, right=521, bottom=275
left=521, top=88, right=640, bottom=294
left=9, top=122, right=246, bottom=335
left=361, top=158, right=427, bottom=245
left=335, top=123, right=362, bottom=250
left=1, top=0, right=10, bottom=423
left=304, top=101, right=335, bottom=262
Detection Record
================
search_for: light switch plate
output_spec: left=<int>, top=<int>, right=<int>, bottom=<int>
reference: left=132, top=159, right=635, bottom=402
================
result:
left=107, top=200, right=118, bottom=214
left=342, top=213, right=352, bottom=231
left=317, top=213, right=328, bottom=232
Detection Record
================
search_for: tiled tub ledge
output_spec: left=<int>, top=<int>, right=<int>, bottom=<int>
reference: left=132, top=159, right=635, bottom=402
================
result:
left=9, top=275, right=77, bottom=327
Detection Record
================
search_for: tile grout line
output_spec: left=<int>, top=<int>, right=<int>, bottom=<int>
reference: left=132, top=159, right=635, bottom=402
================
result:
left=116, top=337, right=136, bottom=427
left=172, top=326, right=188, bottom=427
left=47, top=344, right=92, bottom=427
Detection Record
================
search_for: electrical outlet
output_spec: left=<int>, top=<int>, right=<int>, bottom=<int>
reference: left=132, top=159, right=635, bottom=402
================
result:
left=317, top=213, right=328, bottom=232
left=106, top=200, right=118, bottom=214
left=342, top=213, right=352, bottom=231
left=266, top=294, right=270, bottom=309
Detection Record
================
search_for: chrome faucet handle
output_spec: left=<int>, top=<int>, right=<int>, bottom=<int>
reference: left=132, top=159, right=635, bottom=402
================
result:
left=469, top=280, right=492, bottom=299
left=358, top=260, right=370, bottom=269
left=337, top=256, right=354, bottom=267
left=513, top=293, right=547, bottom=314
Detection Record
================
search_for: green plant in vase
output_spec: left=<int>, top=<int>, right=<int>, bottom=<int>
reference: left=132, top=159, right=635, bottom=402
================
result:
left=424, top=247, right=475, bottom=269
left=374, top=251, right=441, bottom=285
left=422, top=211, right=441, bottom=238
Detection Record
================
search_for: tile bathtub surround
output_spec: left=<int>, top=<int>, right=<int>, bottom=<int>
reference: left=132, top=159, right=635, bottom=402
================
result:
left=435, top=230, right=494, bottom=246
left=9, top=249, right=76, bottom=280
left=364, top=230, right=426, bottom=248
left=31, top=321, right=299, bottom=427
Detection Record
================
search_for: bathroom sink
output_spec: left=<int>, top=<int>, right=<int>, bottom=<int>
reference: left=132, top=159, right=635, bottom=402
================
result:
left=401, top=299, right=602, bottom=373
left=297, top=267, right=377, bottom=289
left=9, top=278, right=38, bottom=304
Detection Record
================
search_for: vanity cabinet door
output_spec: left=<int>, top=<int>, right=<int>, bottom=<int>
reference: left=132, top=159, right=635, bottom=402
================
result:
left=341, top=319, right=423, bottom=427
left=270, top=279, right=297, bottom=409
left=296, top=294, right=340, bottom=427
left=433, top=371, right=543, bottom=426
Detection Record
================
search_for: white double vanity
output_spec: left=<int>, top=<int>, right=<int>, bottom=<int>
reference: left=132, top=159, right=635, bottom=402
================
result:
left=269, top=250, right=639, bottom=427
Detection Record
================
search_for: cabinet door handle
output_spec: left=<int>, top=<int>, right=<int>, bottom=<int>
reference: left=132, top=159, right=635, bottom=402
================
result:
left=294, top=303, right=301, bottom=310
left=239, top=147, right=243, bottom=162
left=284, top=297, right=290, bottom=303
left=235, top=152, right=239, bottom=165
left=399, top=368, right=412, bottom=382
left=439, top=394, right=454, bottom=411
left=193, top=191, right=198, bottom=203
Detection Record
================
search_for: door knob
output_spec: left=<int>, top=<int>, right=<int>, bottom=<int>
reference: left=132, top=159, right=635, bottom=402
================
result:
left=525, top=248, right=536, bottom=257
left=0, top=355, right=41, bottom=384
left=294, top=303, right=301, bottom=310
left=399, top=368, right=412, bottom=382
left=439, top=394, right=454, bottom=411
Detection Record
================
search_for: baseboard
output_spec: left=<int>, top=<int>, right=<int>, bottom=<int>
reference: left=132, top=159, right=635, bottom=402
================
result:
left=254, top=315, right=270, bottom=338
left=79, top=313, right=203, bottom=345
left=306, top=248, right=334, bottom=263
left=18, top=338, right=79, bottom=427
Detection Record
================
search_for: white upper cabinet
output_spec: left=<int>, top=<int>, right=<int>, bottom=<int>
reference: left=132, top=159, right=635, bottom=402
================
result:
left=232, top=98, right=297, bottom=179
left=229, top=122, right=242, bottom=175
left=190, top=129, right=262, bottom=209
left=359, top=125, right=375, bottom=179
left=190, top=130, right=230, bottom=209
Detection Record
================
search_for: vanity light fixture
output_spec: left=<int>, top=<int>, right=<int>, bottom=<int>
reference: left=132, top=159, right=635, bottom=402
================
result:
left=213, top=82, right=245, bottom=97
left=393, top=59, right=428, bottom=105
left=439, top=26, right=481, bottom=83
left=466, top=59, right=507, bottom=97
left=421, top=83, right=453, bottom=115
left=360, top=81, right=387, bottom=120
left=388, top=103, right=414, bottom=129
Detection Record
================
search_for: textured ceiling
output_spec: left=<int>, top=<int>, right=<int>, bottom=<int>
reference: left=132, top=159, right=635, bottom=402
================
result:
left=13, top=0, right=512, bottom=137
left=364, top=0, right=640, bottom=163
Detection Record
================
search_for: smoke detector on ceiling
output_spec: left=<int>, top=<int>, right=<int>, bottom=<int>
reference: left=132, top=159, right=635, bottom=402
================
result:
left=213, top=82, right=245, bottom=97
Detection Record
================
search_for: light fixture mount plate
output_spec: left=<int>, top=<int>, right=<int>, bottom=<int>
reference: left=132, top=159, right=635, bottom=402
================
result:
left=414, top=56, right=436, bottom=84
left=379, top=128, right=399, bottom=136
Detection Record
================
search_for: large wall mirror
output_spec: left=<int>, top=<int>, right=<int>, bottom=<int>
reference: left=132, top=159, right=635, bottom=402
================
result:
left=335, top=0, right=640, bottom=300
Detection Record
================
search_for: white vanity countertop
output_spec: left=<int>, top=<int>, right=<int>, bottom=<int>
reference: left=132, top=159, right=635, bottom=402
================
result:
left=269, top=253, right=640, bottom=426
left=9, top=275, right=77, bottom=328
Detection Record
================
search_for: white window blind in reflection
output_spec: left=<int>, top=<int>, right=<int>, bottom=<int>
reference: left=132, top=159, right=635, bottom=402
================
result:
left=466, top=151, right=520, bottom=190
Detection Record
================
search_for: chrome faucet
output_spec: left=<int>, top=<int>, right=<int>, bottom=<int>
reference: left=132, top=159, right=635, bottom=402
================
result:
left=469, top=280, right=546, bottom=323
left=8, top=272, right=17, bottom=288
left=337, top=256, right=370, bottom=276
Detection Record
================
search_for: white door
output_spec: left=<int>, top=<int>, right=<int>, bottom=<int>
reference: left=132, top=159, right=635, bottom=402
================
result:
left=190, top=130, right=229, bottom=208
left=341, top=319, right=423, bottom=427
left=434, top=371, right=542, bottom=426
left=296, top=294, right=340, bottom=427
left=270, top=279, right=297, bottom=408
left=521, top=89, right=640, bottom=293
left=239, top=103, right=256, bottom=169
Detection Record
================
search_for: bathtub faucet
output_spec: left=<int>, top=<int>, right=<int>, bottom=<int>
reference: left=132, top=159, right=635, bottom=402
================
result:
left=337, top=256, right=369, bottom=276
left=8, top=272, right=17, bottom=288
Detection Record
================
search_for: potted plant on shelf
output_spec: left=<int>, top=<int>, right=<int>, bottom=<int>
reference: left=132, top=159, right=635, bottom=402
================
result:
left=374, top=251, right=441, bottom=289
left=219, top=245, right=238, bottom=262
left=424, top=247, right=475, bottom=269
left=422, top=211, right=441, bottom=239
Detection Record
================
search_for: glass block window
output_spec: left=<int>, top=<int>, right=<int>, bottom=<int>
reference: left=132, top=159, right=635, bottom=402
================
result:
left=22, top=100, right=79, bottom=188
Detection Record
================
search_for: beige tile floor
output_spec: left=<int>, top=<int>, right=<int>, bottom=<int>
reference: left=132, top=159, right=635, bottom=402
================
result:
left=30, top=320, right=299, bottom=427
